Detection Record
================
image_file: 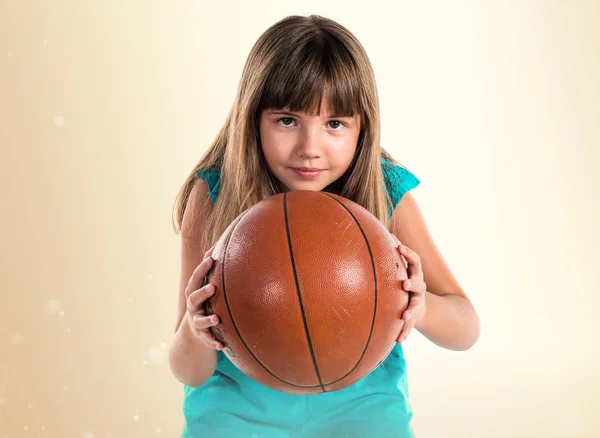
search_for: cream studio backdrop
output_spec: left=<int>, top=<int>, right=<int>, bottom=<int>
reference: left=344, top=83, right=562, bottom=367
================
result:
left=1, top=2, right=599, bottom=437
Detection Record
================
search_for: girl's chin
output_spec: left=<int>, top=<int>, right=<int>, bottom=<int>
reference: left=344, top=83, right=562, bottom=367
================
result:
left=280, top=181, right=328, bottom=193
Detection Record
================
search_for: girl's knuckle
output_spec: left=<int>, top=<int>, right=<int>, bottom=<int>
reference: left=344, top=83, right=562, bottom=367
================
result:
left=186, top=296, right=195, bottom=312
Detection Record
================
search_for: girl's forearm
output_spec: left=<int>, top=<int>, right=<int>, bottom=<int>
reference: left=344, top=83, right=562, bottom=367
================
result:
left=415, top=292, right=480, bottom=351
left=168, top=315, right=218, bottom=388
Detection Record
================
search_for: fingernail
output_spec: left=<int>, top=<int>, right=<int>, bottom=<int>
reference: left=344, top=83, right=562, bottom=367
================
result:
left=405, top=280, right=411, bottom=288
left=400, top=245, right=406, bottom=252
left=406, top=313, right=411, bottom=320
left=210, top=315, right=218, bottom=323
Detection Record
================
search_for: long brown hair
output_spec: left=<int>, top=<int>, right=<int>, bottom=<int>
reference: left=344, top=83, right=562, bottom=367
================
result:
left=172, top=14, right=402, bottom=245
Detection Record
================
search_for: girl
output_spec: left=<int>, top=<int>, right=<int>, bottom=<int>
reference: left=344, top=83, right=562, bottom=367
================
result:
left=170, top=14, right=480, bottom=438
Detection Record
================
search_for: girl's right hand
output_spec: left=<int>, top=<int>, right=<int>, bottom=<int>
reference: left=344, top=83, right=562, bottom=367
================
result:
left=185, top=245, right=224, bottom=351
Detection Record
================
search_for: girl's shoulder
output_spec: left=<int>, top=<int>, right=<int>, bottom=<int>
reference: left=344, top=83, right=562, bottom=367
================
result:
left=381, top=157, right=420, bottom=209
left=195, top=167, right=221, bottom=205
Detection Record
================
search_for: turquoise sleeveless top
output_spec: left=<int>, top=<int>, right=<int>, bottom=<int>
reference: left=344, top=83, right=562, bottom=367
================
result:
left=183, top=157, right=420, bottom=438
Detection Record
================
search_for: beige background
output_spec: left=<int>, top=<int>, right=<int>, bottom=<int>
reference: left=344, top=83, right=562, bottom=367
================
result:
left=1, top=1, right=599, bottom=437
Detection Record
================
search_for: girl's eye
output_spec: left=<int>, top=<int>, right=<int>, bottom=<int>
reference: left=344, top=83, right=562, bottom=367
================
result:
left=328, top=121, right=344, bottom=130
left=276, top=118, right=346, bottom=130
left=277, top=118, right=295, bottom=126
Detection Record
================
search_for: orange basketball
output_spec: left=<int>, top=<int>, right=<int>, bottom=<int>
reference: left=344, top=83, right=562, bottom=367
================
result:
left=203, top=190, right=409, bottom=394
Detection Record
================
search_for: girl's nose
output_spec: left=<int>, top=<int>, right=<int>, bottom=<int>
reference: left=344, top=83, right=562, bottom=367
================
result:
left=296, top=129, right=322, bottom=159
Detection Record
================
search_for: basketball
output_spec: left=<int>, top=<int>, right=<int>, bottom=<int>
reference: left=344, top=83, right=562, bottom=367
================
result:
left=203, top=190, right=409, bottom=394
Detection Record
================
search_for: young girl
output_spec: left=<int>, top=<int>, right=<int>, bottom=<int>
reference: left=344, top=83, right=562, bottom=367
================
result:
left=170, top=14, right=480, bottom=438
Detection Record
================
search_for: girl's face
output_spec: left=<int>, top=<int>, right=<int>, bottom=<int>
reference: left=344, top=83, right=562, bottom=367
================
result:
left=259, top=101, right=361, bottom=193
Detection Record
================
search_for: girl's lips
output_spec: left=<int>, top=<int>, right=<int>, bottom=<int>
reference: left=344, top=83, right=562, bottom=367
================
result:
left=292, top=168, right=323, bottom=178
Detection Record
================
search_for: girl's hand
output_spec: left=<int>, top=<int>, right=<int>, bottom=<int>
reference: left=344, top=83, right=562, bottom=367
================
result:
left=390, top=234, right=427, bottom=344
left=184, top=244, right=224, bottom=350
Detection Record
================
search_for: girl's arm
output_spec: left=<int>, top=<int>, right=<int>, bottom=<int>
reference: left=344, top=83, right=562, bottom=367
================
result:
left=169, top=313, right=218, bottom=387
left=168, top=179, right=218, bottom=387
left=393, top=192, right=481, bottom=351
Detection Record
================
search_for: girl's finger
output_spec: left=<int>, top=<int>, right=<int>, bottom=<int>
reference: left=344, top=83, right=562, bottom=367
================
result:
left=199, top=333, right=224, bottom=351
left=193, top=314, right=220, bottom=330
left=187, top=283, right=216, bottom=313
left=402, top=278, right=427, bottom=295
left=203, top=244, right=217, bottom=259
left=401, top=295, right=423, bottom=321
left=390, top=235, right=409, bottom=278
left=397, top=319, right=416, bottom=344
left=399, top=245, right=423, bottom=279
left=186, top=257, right=215, bottom=297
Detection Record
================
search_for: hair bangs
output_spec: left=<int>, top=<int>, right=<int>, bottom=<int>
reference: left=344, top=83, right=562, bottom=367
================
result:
left=258, top=34, right=362, bottom=119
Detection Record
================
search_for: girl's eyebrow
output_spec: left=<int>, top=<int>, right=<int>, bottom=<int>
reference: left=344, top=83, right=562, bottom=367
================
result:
left=267, top=110, right=356, bottom=119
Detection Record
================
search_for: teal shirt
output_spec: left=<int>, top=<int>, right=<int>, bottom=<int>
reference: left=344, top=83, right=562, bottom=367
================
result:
left=183, top=157, right=420, bottom=438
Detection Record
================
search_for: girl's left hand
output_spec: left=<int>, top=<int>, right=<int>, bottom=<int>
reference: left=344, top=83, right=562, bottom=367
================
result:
left=390, top=234, right=427, bottom=344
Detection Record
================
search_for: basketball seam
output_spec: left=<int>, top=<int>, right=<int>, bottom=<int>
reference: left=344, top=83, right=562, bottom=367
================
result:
left=222, top=203, right=324, bottom=390
left=284, top=192, right=326, bottom=393
left=321, top=193, right=378, bottom=389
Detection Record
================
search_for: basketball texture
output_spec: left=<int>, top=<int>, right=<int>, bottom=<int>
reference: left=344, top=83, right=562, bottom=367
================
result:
left=203, top=190, right=409, bottom=394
